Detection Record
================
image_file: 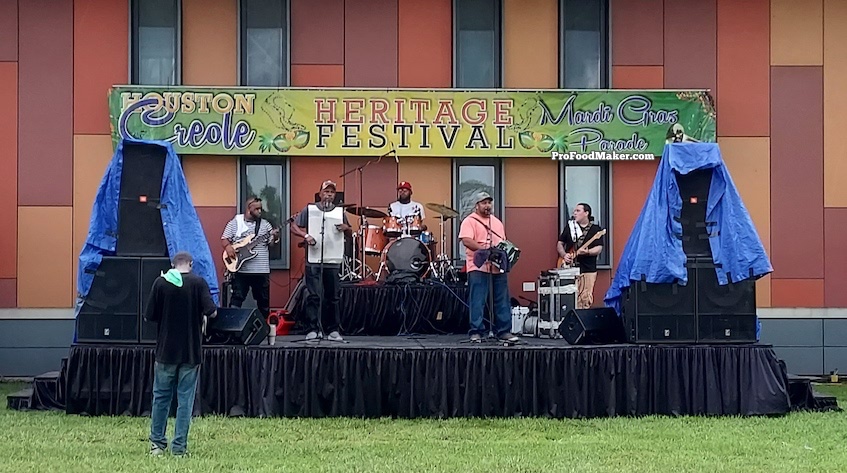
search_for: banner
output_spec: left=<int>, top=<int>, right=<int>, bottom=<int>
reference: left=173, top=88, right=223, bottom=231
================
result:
left=108, top=87, right=716, bottom=157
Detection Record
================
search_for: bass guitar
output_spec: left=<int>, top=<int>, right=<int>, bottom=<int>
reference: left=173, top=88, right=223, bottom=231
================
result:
left=223, top=214, right=297, bottom=273
left=556, top=229, right=606, bottom=269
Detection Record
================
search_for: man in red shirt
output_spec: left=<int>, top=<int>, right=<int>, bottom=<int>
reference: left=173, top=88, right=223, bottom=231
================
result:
left=458, top=192, right=519, bottom=343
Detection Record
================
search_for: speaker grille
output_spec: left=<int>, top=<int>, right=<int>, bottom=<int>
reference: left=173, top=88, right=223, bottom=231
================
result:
left=77, top=257, right=142, bottom=343
left=116, top=201, right=168, bottom=256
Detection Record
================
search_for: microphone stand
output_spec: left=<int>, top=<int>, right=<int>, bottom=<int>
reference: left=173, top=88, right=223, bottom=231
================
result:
left=317, top=201, right=328, bottom=340
left=339, top=149, right=396, bottom=280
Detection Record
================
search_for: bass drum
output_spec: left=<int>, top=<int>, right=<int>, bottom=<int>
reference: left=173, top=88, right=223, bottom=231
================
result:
left=382, top=237, right=432, bottom=279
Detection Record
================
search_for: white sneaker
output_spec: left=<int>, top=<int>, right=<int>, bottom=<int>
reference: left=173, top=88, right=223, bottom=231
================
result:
left=305, top=331, right=320, bottom=340
left=327, top=331, right=344, bottom=342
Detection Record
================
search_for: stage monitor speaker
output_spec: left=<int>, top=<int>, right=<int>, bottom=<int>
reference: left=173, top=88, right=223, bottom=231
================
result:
left=76, top=256, right=143, bottom=343
left=205, top=307, right=269, bottom=345
left=561, top=307, right=625, bottom=345
left=138, top=257, right=173, bottom=343
left=116, top=142, right=168, bottom=256
left=314, top=191, right=345, bottom=205
left=675, top=168, right=713, bottom=257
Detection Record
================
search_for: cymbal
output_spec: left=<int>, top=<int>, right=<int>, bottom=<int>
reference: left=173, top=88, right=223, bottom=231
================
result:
left=346, top=206, right=388, bottom=218
left=425, top=203, right=458, bottom=218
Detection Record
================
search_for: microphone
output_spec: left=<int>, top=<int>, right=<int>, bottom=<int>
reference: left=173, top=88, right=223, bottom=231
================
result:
left=394, top=152, right=399, bottom=164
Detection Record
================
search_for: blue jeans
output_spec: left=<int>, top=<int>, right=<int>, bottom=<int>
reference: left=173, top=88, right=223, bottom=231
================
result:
left=467, top=270, right=512, bottom=337
left=150, top=362, right=199, bottom=454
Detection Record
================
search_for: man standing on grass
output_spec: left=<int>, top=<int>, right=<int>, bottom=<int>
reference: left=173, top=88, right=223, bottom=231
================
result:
left=144, top=251, right=217, bottom=457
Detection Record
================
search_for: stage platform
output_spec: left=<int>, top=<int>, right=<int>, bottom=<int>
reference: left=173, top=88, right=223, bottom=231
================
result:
left=45, top=336, right=821, bottom=419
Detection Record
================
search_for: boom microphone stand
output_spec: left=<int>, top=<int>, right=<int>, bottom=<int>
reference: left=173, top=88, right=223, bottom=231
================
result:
left=339, top=148, right=397, bottom=280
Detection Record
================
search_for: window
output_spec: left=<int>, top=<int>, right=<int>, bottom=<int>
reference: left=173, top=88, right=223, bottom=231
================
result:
left=454, top=0, right=502, bottom=88
left=240, top=158, right=291, bottom=269
left=131, top=0, right=181, bottom=85
left=453, top=159, right=503, bottom=260
left=240, top=0, right=290, bottom=86
left=559, top=162, right=611, bottom=267
left=560, top=0, right=609, bottom=88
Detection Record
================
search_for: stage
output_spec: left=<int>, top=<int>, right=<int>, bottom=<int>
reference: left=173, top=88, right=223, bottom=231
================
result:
left=59, top=335, right=802, bottom=419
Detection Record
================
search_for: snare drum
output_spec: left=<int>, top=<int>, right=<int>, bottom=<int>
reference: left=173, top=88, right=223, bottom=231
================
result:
left=362, top=224, right=387, bottom=255
left=407, top=215, right=423, bottom=235
left=417, top=231, right=433, bottom=245
left=383, top=216, right=403, bottom=238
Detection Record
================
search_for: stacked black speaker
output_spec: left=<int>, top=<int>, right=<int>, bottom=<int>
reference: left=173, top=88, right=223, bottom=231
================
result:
left=620, top=168, right=758, bottom=344
left=76, top=143, right=170, bottom=344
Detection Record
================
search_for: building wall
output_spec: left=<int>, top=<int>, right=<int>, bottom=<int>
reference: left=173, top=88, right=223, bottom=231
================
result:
left=0, top=0, right=845, bottom=375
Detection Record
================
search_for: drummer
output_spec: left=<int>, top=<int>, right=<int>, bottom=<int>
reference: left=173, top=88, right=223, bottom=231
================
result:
left=388, top=181, right=427, bottom=234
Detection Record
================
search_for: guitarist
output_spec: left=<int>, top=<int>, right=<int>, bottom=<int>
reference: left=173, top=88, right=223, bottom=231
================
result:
left=220, top=196, right=280, bottom=320
left=556, top=203, right=605, bottom=309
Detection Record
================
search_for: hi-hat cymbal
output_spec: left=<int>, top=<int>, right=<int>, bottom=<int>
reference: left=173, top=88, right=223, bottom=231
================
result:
left=346, top=206, right=388, bottom=219
left=425, top=203, right=458, bottom=218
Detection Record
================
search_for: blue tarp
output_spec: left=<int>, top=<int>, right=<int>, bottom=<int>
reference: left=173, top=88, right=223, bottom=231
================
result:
left=76, top=138, right=220, bottom=311
left=604, top=143, right=772, bottom=314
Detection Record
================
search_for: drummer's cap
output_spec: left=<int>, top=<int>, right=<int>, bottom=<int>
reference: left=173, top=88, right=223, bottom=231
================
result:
left=475, top=191, right=493, bottom=204
left=397, top=181, right=412, bottom=191
left=320, top=180, right=337, bottom=191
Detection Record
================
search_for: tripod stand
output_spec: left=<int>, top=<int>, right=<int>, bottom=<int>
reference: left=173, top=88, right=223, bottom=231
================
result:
left=339, top=149, right=396, bottom=280
left=429, top=214, right=458, bottom=282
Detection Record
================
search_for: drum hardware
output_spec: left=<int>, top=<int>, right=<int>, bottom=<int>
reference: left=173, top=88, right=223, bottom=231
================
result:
left=425, top=202, right=460, bottom=283
left=339, top=149, right=396, bottom=280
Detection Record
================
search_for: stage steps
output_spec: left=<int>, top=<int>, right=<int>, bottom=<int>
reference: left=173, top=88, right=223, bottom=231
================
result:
left=7, top=388, right=33, bottom=410
left=6, top=358, right=67, bottom=412
left=787, top=375, right=840, bottom=412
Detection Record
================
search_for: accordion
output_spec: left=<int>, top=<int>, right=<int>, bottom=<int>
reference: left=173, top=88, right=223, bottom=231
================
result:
left=493, top=240, right=521, bottom=269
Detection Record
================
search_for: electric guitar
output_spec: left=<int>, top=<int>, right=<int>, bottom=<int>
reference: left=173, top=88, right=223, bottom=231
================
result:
left=223, top=215, right=297, bottom=273
left=556, top=229, right=606, bottom=269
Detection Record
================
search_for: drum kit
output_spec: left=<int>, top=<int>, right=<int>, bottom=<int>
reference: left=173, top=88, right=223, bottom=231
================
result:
left=339, top=202, right=461, bottom=283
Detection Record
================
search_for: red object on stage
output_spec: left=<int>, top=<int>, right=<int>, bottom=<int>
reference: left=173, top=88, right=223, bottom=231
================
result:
left=139, top=195, right=148, bottom=203
left=269, top=310, right=295, bottom=335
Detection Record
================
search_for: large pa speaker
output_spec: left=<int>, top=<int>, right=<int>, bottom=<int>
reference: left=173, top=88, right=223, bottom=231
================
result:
left=116, top=142, right=168, bottom=256
left=76, top=257, right=143, bottom=343
left=674, top=168, right=714, bottom=258
left=560, top=307, right=625, bottom=345
left=205, top=307, right=269, bottom=345
left=76, top=256, right=173, bottom=344
left=621, top=257, right=757, bottom=344
left=691, top=258, right=757, bottom=343
left=620, top=270, right=698, bottom=344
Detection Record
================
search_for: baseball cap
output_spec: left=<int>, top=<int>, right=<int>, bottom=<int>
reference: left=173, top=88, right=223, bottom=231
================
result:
left=320, top=180, right=337, bottom=191
left=475, top=191, right=493, bottom=204
left=397, top=181, right=412, bottom=191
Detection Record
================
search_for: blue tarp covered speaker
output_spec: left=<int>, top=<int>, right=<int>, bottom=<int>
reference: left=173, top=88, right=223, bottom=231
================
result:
left=605, top=143, right=772, bottom=318
left=76, top=138, right=220, bottom=314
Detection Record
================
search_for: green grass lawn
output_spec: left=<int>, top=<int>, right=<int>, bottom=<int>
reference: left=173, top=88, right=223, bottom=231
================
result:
left=2, top=381, right=846, bottom=473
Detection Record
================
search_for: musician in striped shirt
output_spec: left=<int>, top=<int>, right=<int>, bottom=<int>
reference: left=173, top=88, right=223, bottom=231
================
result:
left=221, top=196, right=279, bottom=319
